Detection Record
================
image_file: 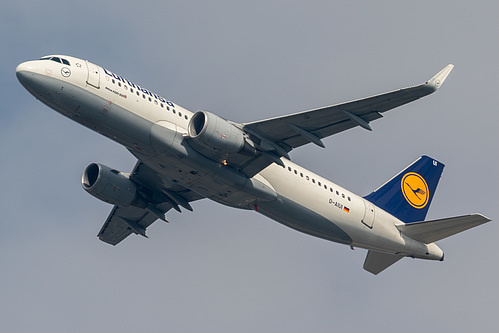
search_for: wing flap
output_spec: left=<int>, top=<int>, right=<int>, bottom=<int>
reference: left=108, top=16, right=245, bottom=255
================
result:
left=98, top=205, right=158, bottom=245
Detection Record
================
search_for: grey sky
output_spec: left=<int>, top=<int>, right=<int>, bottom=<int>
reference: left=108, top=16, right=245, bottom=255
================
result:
left=1, top=1, right=497, bottom=332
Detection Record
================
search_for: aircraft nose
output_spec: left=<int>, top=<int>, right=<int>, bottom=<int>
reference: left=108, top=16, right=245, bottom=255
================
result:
left=16, top=61, right=36, bottom=87
left=16, top=61, right=32, bottom=72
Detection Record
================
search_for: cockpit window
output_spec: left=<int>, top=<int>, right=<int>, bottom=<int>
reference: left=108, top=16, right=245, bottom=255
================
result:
left=39, top=56, right=71, bottom=66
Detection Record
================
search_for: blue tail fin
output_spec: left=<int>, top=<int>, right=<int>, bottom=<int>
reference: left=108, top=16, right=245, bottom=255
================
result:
left=364, top=156, right=445, bottom=223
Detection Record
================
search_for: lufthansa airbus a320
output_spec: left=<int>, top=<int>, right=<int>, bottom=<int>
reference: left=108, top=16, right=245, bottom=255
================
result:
left=16, top=56, right=491, bottom=274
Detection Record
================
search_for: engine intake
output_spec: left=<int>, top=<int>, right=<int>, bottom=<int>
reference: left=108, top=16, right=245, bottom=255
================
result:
left=82, top=163, right=139, bottom=207
left=188, top=111, right=245, bottom=153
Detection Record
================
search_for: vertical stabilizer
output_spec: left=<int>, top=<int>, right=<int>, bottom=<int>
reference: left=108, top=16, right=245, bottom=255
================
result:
left=364, top=156, right=444, bottom=223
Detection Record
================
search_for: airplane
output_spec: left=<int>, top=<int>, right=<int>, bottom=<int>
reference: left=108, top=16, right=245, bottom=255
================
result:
left=16, top=55, right=491, bottom=274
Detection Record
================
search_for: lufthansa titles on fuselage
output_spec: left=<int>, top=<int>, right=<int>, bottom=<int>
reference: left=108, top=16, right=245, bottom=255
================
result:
left=103, top=68, right=175, bottom=108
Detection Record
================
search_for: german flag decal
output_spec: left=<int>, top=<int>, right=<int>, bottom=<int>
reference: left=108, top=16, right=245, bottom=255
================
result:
left=343, top=206, right=350, bottom=213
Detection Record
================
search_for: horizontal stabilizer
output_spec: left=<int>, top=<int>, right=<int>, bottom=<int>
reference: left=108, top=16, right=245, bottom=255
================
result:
left=363, top=251, right=404, bottom=275
left=397, top=214, right=491, bottom=244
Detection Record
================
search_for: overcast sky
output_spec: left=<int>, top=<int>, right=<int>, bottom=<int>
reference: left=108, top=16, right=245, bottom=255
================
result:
left=1, top=1, right=498, bottom=332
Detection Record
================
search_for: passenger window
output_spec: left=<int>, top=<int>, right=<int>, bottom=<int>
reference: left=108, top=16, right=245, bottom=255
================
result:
left=312, top=179, right=315, bottom=183
left=300, top=173, right=303, bottom=177
left=330, top=188, right=333, bottom=192
left=318, top=181, right=321, bottom=186
left=348, top=197, right=351, bottom=201
left=324, top=184, right=327, bottom=189
left=342, top=194, right=345, bottom=198
left=306, top=176, right=309, bottom=181
left=336, top=191, right=339, bottom=195
left=185, top=115, right=188, bottom=120
left=288, top=167, right=291, bottom=171
left=179, top=112, right=182, bottom=117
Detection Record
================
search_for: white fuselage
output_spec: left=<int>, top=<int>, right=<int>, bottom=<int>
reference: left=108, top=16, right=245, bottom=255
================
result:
left=16, top=55, right=443, bottom=260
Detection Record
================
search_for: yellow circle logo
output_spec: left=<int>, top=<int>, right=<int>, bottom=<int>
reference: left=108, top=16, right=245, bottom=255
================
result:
left=401, top=172, right=429, bottom=209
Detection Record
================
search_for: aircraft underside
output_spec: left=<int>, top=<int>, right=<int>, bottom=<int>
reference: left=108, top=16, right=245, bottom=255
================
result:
left=16, top=55, right=490, bottom=274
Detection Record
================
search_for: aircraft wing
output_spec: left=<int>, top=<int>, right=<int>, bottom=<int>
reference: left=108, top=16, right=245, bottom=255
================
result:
left=243, top=65, right=454, bottom=152
left=97, top=162, right=204, bottom=245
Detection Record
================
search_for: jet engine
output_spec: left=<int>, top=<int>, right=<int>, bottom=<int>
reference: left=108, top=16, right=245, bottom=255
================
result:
left=82, top=163, right=140, bottom=207
left=188, top=111, right=245, bottom=153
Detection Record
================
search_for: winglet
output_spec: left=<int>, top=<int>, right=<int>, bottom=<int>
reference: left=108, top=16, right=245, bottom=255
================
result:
left=425, top=64, right=454, bottom=91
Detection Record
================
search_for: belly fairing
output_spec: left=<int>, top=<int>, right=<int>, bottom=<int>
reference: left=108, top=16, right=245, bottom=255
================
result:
left=256, top=195, right=352, bottom=245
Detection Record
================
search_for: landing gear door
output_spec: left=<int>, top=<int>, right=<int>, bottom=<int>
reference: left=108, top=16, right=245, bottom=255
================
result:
left=362, top=201, right=375, bottom=228
left=86, top=60, right=100, bottom=88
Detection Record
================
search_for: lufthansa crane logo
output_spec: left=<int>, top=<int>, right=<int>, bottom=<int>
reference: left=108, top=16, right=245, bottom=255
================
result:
left=61, top=67, right=71, bottom=77
left=401, top=172, right=429, bottom=209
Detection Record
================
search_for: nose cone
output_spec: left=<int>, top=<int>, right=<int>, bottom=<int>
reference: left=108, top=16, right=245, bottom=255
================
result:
left=16, top=61, right=36, bottom=88
left=16, top=61, right=34, bottom=73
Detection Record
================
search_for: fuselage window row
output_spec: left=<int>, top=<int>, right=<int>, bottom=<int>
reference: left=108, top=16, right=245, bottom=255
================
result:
left=287, top=166, right=351, bottom=201
left=109, top=74, right=188, bottom=120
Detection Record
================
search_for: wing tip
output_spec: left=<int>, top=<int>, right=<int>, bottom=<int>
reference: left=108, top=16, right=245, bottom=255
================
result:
left=473, top=213, right=492, bottom=223
left=425, top=64, right=454, bottom=91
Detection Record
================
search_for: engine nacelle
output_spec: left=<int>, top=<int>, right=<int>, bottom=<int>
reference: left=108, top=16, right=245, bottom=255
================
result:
left=81, top=163, right=138, bottom=206
left=188, top=111, right=245, bottom=153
